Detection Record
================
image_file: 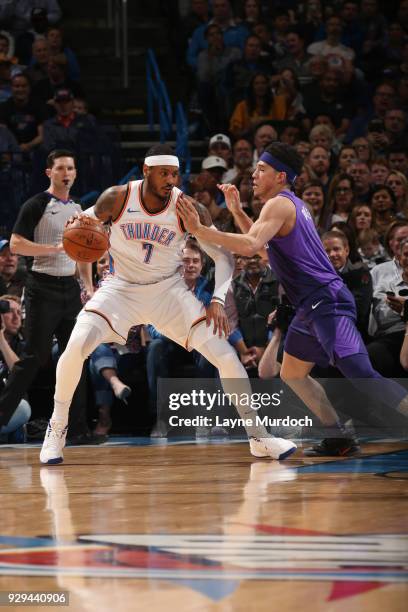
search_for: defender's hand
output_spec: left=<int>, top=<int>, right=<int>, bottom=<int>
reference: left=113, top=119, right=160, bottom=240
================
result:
left=205, top=301, right=230, bottom=338
left=217, top=183, right=243, bottom=215
left=177, top=194, right=202, bottom=234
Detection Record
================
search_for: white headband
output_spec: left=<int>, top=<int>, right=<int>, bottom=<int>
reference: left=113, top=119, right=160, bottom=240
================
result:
left=144, top=155, right=179, bottom=167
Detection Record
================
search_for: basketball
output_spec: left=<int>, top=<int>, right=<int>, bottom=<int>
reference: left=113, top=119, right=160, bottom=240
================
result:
left=63, top=216, right=109, bottom=263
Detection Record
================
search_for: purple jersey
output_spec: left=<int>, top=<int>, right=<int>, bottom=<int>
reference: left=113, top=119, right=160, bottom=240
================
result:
left=266, top=190, right=341, bottom=306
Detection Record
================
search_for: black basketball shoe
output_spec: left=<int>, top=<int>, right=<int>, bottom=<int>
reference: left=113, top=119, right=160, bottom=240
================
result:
left=303, top=437, right=360, bottom=457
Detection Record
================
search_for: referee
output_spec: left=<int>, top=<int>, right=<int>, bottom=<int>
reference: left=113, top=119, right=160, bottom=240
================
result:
left=0, top=149, right=95, bottom=443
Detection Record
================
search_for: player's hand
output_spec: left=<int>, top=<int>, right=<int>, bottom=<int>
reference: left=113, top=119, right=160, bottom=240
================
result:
left=51, top=242, right=64, bottom=253
left=217, top=184, right=242, bottom=215
left=176, top=194, right=202, bottom=234
left=205, top=301, right=230, bottom=338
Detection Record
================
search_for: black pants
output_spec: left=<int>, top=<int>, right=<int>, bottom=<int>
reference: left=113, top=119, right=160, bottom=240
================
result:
left=367, top=331, right=407, bottom=378
left=0, top=271, right=88, bottom=436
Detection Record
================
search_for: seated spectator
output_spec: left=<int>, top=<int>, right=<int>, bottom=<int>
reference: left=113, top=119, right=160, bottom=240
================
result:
left=294, top=140, right=311, bottom=160
left=208, top=132, right=232, bottom=166
left=327, top=173, right=357, bottom=224
left=348, top=203, right=374, bottom=238
left=368, top=236, right=408, bottom=377
left=308, top=14, right=355, bottom=63
left=274, top=27, right=313, bottom=86
left=233, top=254, right=279, bottom=365
left=238, top=0, right=263, bottom=29
left=322, top=230, right=373, bottom=337
left=384, top=107, right=408, bottom=147
left=0, top=295, right=31, bottom=443
left=72, top=96, right=88, bottom=116
left=330, top=221, right=361, bottom=263
left=33, top=57, right=82, bottom=106
left=309, top=123, right=336, bottom=154
left=15, top=7, right=51, bottom=65
left=366, top=118, right=390, bottom=156
left=294, top=162, right=314, bottom=197
left=307, top=145, right=331, bottom=190
left=337, top=145, right=357, bottom=172
left=222, top=137, right=253, bottom=183
left=352, top=136, right=372, bottom=164
left=251, top=21, right=276, bottom=63
left=46, top=26, right=80, bottom=82
left=269, top=9, right=291, bottom=59
left=303, top=68, right=353, bottom=137
left=229, top=72, right=287, bottom=137
left=371, top=184, right=397, bottom=241
left=42, top=88, right=100, bottom=153
left=226, top=33, right=273, bottom=107
left=13, top=2, right=61, bottom=35
left=0, top=239, right=26, bottom=296
left=251, top=120, right=277, bottom=164
left=386, top=170, right=408, bottom=218
left=272, top=67, right=305, bottom=120
left=347, top=159, right=372, bottom=203
left=387, top=144, right=408, bottom=177
left=190, top=172, right=224, bottom=225
left=196, top=23, right=241, bottom=131
left=279, top=122, right=301, bottom=146
left=187, top=0, right=249, bottom=70
left=346, top=82, right=397, bottom=142
left=200, top=155, right=227, bottom=185
left=370, top=157, right=390, bottom=186
left=358, top=228, right=390, bottom=269
left=25, top=37, right=50, bottom=83
left=299, top=180, right=325, bottom=230
left=0, top=73, right=45, bottom=152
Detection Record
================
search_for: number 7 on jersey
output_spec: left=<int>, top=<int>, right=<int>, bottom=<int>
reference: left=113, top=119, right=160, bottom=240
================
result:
left=142, top=242, right=154, bottom=263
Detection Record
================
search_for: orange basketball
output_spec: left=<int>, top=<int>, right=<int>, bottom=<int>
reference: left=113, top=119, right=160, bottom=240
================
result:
left=63, top=216, right=109, bottom=263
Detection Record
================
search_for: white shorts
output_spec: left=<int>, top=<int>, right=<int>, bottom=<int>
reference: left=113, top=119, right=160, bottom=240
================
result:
left=80, top=273, right=208, bottom=349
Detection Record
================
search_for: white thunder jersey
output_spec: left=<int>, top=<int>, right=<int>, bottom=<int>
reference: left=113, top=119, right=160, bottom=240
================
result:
left=109, top=180, right=186, bottom=283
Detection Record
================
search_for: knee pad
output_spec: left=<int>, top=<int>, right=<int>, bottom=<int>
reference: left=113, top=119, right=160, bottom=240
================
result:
left=195, top=335, right=247, bottom=379
left=66, top=313, right=112, bottom=361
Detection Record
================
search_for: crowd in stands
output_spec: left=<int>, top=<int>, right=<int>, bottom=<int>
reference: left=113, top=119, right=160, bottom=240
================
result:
left=2, top=0, right=408, bottom=442
left=0, top=1, right=119, bottom=231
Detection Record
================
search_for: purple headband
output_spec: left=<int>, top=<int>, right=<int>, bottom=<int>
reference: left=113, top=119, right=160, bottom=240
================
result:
left=259, top=151, right=297, bottom=184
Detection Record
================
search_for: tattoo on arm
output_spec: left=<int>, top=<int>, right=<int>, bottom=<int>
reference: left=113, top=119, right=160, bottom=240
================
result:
left=95, top=185, right=128, bottom=223
left=195, top=201, right=212, bottom=227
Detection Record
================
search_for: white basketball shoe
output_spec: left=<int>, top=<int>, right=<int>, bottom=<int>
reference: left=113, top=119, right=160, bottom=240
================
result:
left=40, top=420, right=68, bottom=464
left=249, top=437, right=297, bottom=460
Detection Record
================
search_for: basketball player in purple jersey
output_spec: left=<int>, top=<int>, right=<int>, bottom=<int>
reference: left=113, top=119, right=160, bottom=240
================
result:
left=177, top=142, right=408, bottom=456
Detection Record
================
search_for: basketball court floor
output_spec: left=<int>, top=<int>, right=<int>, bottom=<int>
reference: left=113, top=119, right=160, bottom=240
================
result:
left=0, top=438, right=407, bottom=611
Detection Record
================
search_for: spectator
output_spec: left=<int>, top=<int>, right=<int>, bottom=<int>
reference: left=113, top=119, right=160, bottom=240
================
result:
left=269, top=9, right=291, bottom=59
left=231, top=169, right=253, bottom=213
left=303, top=68, right=353, bottom=136
left=26, top=37, right=50, bottom=83
left=15, top=7, right=50, bottom=65
left=352, top=137, right=372, bottom=165
left=251, top=21, right=276, bottom=63
left=330, top=221, right=361, bottom=263
left=272, top=67, right=305, bottom=120
left=347, top=159, right=372, bottom=203
left=0, top=295, right=31, bottom=443
left=327, top=173, right=357, bottom=224
left=384, top=107, right=408, bottom=146
left=251, top=120, right=277, bottom=164
left=0, top=239, right=26, bottom=296
left=229, top=72, right=287, bottom=137
left=233, top=254, right=279, bottom=362
left=222, top=137, right=253, bottom=183
left=42, top=88, right=100, bottom=154
left=226, top=33, right=273, bottom=106
left=308, top=14, right=355, bottom=63
left=196, top=23, right=241, bottom=131
left=200, top=155, right=227, bottom=184
left=46, top=26, right=80, bottom=82
left=349, top=203, right=374, bottom=238
left=238, top=0, right=262, bottom=29
left=322, top=230, right=373, bottom=337
left=366, top=118, right=390, bottom=156
left=307, top=145, right=331, bottom=189
left=299, top=179, right=325, bottom=229
left=0, top=73, right=45, bottom=152
left=371, top=184, right=398, bottom=240
left=295, top=140, right=311, bottom=160
left=339, top=0, right=364, bottom=56
left=386, top=170, right=408, bottom=217
left=190, top=172, right=224, bottom=225
left=13, top=1, right=61, bottom=34
left=347, top=82, right=396, bottom=142
left=274, top=28, right=312, bottom=86
left=309, top=124, right=336, bottom=153
left=208, top=132, right=232, bottom=166
left=358, top=228, right=390, bottom=269
left=387, top=144, right=408, bottom=177
left=178, top=0, right=210, bottom=62
left=33, top=57, right=82, bottom=106
left=370, top=157, right=390, bottom=186
left=0, top=53, right=13, bottom=102
left=337, top=145, right=357, bottom=171
left=187, top=0, right=249, bottom=70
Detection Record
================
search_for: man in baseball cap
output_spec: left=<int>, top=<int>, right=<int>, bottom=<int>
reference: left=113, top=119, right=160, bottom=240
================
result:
left=208, top=133, right=232, bottom=165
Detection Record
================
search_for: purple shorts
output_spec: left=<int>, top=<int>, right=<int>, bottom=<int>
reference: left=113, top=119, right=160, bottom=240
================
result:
left=284, top=281, right=367, bottom=367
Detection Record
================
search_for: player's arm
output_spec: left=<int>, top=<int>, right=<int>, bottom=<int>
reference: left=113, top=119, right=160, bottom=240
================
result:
left=178, top=194, right=289, bottom=256
left=82, top=185, right=129, bottom=223
left=76, top=261, right=94, bottom=298
left=186, top=198, right=233, bottom=337
left=217, top=183, right=254, bottom=234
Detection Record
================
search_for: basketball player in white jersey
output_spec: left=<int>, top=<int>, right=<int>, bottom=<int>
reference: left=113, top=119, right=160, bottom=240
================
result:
left=40, top=145, right=297, bottom=464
